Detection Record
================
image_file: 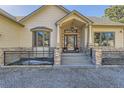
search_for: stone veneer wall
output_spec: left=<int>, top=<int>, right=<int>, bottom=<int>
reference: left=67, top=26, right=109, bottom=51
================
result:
left=92, top=48, right=102, bottom=65
left=0, top=47, right=32, bottom=66
left=92, top=47, right=124, bottom=65
left=54, top=48, right=61, bottom=65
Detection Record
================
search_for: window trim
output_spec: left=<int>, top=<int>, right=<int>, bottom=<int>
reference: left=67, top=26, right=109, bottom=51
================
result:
left=94, top=32, right=115, bottom=47
left=32, top=31, right=50, bottom=47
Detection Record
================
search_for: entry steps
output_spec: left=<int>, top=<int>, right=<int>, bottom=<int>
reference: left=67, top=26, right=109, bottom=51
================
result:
left=61, top=53, right=92, bottom=66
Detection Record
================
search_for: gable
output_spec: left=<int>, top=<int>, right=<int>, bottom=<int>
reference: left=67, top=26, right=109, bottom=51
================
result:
left=21, top=5, right=69, bottom=28
left=56, top=10, right=93, bottom=25
left=19, top=5, right=70, bottom=23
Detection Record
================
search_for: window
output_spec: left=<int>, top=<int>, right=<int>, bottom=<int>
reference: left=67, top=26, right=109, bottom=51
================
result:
left=33, top=31, right=50, bottom=47
left=94, top=32, right=115, bottom=47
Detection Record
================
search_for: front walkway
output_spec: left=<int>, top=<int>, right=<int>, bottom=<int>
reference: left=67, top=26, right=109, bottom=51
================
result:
left=61, top=53, right=93, bottom=66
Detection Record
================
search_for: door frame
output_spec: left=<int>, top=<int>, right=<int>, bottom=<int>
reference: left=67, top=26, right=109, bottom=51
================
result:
left=63, top=34, right=78, bottom=52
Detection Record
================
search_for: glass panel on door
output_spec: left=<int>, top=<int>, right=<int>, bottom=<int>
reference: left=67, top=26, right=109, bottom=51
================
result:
left=67, top=35, right=75, bottom=50
left=64, top=35, right=77, bottom=51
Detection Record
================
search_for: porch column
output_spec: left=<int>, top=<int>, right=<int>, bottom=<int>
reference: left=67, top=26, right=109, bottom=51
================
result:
left=88, top=24, right=93, bottom=48
left=56, top=24, right=60, bottom=48
left=54, top=24, right=61, bottom=65
left=84, top=25, right=88, bottom=48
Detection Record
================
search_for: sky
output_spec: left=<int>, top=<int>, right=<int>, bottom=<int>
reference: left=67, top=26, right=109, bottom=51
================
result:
left=0, top=5, right=109, bottom=17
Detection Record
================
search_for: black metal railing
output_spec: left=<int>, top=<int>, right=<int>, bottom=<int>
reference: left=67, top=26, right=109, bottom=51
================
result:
left=79, top=47, right=92, bottom=57
left=102, top=51, right=124, bottom=65
left=4, top=49, right=54, bottom=66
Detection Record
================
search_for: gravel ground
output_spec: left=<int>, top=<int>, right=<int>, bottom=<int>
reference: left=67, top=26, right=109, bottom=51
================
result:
left=0, top=66, right=124, bottom=88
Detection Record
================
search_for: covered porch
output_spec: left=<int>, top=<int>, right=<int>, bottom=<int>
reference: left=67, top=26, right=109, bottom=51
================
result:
left=56, top=10, right=94, bottom=52
left=54, top=11, right=94, bottom=65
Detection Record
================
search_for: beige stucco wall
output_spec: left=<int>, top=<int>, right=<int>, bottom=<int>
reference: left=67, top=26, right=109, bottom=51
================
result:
left=92, top=25, right=124, bottom=48
left=0, top=15, right=22, bottom=48
left=19, top=5, right=68, bottom=47
left=0, top=5, right=124, bottom=49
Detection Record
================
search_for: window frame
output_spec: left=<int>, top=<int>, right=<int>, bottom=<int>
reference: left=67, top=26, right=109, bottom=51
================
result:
left=33, top=31, right=50, bottom=47
left=94, top=32, right=115, bottom=47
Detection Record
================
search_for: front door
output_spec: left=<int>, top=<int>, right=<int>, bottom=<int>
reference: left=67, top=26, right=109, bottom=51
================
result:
left=64, top=35, right=77, bottom=52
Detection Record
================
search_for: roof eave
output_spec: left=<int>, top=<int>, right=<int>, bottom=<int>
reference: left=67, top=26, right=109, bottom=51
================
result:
left=92, top=23, right=124, bottom=26
left=57, top=5, right=70, bottom=13
left=72, top=10, right=93, bottom=23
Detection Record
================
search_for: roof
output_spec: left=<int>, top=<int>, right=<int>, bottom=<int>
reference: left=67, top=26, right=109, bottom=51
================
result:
left=16, top=15, right=124, bottom=26
left=16, top=5, right=124, bottom=26
left=1, top=5, right=124, bottom=26
left=87, top=16, right=124, bottom=26
left=0, top=8, right=24, bottom=26
left=18, top=5, right=70, bottom=23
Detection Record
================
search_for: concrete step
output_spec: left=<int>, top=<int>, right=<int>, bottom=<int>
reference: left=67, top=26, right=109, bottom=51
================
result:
left=61, top=53, right=92, bottom=65
left=62, top=53, right=87, bottom=57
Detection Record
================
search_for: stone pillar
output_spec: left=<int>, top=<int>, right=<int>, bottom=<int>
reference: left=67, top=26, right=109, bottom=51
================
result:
left=54, top=48, right=61, bottom=65
left=88, top=25, right=93, bottom=48
left=0, top=49, right=4, bottom=66
left=92, top=48, right=102, bottom=65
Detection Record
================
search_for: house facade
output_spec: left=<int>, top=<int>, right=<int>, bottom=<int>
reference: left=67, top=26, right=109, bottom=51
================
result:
left=0, top=5, right=124, bottom=66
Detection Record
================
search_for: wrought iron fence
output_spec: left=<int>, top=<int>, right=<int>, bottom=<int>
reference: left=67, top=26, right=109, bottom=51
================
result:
left=4, top=48, right=54, bottom=66
left=102, top=51, right=124, bottom=65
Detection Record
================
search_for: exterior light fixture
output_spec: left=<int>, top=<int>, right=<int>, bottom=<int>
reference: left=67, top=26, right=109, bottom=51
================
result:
left=120, top=30, right=122, bottom=33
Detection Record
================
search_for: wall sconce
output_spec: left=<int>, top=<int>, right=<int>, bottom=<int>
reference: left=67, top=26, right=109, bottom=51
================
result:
left=120, top=30, right=123, bottom=33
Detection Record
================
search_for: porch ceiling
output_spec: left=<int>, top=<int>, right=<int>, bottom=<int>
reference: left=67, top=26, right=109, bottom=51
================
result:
left=61, top=19, right=85, bottom=28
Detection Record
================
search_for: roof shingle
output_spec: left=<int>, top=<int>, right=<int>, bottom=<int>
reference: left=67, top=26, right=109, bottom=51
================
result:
left=87, top=16, right=124, bottom=26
